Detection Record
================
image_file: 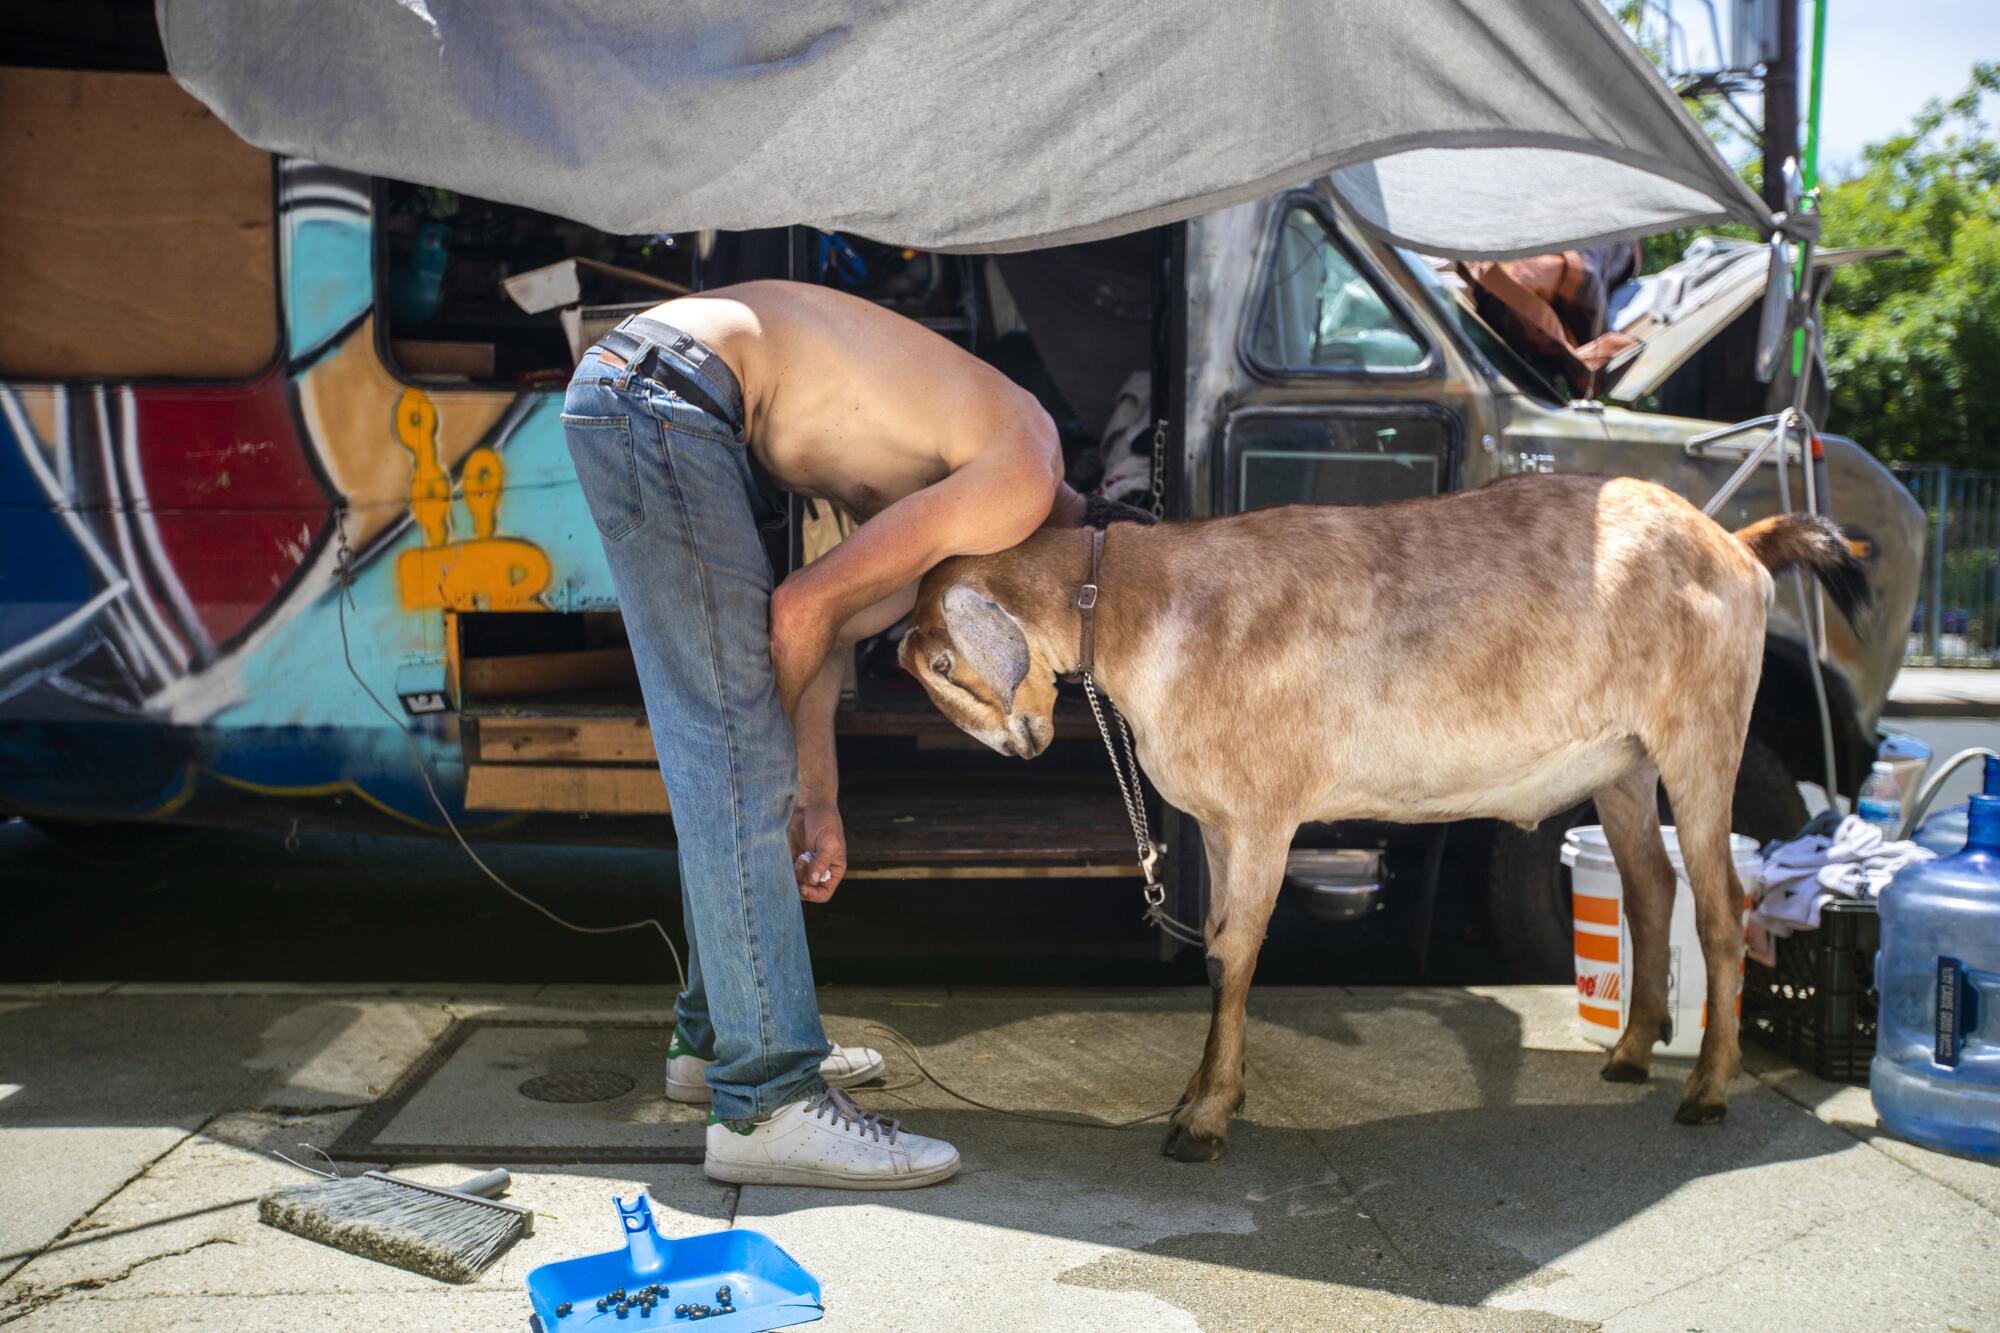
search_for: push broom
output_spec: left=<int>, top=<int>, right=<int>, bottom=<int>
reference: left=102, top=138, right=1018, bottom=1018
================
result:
left=260, top=1166, right=534, bottom=1283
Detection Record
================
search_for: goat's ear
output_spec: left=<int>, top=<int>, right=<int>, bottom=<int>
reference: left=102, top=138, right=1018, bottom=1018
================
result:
left=941, top=584, right=1030, bottom=712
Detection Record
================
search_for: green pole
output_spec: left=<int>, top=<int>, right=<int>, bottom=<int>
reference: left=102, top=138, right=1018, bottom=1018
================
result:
left=1801, top=0, right=1828, bottom=190
left=1790, top=0, right=1829, bottom=377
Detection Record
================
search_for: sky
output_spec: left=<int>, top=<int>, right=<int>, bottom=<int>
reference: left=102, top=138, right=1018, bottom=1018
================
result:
left=1635, top=1, right=1997, bottom=178
left=1816, top=3, right=1995, bottom=174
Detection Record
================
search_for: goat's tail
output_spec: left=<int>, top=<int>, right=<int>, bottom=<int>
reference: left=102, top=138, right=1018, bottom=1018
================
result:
left=1733, top=514, right=1870, bottom=623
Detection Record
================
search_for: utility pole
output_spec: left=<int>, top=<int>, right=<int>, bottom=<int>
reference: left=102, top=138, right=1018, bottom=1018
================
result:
left=1761, top=0, right=1799, bottom=211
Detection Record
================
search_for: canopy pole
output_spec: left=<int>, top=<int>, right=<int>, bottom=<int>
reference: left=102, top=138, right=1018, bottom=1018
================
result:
left=1788, top=0, right=1829, bottom=379
left=1715, top=0, right=1840, bottom=801
left=1788, top=0, right=1840, bottom=802
left=1801, top=0, right=1828, bottom=192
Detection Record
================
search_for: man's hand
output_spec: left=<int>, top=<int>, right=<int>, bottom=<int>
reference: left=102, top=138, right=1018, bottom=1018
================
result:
left=788, top=800, right=847, bottom=902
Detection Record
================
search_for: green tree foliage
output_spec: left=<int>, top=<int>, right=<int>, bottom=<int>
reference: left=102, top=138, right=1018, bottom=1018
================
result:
left=1612, top=7, right=1995, bottom=467
left=1818, top=65, right=2000, bottom=470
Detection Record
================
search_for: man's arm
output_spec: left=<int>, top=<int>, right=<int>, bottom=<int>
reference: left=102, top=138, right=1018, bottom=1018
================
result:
left=770, top=416, right=1061, bottom=713
left=787, top=583, right=918, bottom=901
left=1043, top=482, right=1087, bottom=530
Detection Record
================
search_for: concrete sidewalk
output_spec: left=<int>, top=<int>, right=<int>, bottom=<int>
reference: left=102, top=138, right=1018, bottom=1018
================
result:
left=1886, top=665, right=2000, bottom=717
left=1, top=983, right=1994, bottom=1331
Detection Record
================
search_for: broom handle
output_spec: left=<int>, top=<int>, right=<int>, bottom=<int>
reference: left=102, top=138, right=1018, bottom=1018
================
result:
left=453, top=1169, right=513, bottom=1199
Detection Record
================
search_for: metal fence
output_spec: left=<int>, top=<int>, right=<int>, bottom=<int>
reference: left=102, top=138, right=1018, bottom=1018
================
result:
left=1898, top=464, right=2000, bottom=667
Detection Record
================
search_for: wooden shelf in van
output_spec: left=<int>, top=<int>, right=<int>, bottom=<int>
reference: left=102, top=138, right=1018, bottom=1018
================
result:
left=459, top=757, right=1135, bottom=869
left=468, top=699, right=1098, bottom=758
left=461, top=648, right=638, bottom=698
left=464, top=763, right=667, bottom=814
left=831, top=777, right=1136, bottom=866
left=478, top=715, right=654, bottom=764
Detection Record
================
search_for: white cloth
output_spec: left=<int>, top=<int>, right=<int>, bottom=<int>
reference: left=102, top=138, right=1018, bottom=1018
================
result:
left=1094, top=372, right=1153, bottom=504
left=1754, top=815, right=1935, bottom=935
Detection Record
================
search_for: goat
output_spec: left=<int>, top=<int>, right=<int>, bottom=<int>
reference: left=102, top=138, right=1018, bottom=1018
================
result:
left=898, top=473, right=1867, bottom=1161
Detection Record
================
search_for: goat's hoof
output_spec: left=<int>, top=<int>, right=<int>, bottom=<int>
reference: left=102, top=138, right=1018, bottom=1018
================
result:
left=1159, top=1122, right=1227, bottom=1162
left=1600, top=1058, right=1649, bottom=1084
left=1673, top=1096, right=1728, bottom=1126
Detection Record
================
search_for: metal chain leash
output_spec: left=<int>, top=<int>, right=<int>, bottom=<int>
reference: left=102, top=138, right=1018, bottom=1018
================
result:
left=1081, top=671, right=1206, bottom=947
left=1147, top=418, right=1168, bottom=519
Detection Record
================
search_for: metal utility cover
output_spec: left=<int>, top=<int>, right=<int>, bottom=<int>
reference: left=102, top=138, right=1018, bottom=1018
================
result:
left=329, top=1020, right=704, bottom=1165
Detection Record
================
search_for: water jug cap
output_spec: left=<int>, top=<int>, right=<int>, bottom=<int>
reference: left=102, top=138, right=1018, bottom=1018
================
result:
left=1877, top=735, right=1931, bottom=761
left=1870, top=760, right=1895, bottom=775
left=1969, top=793, right=2000, bottom=851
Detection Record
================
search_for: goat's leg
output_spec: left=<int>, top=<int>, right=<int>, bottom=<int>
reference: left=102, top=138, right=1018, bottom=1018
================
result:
left=1162, top=823, right=1290, bottom=1163
left=1655, top=755, right=1746, bottom=1125
left=1593, top=761, right=1678, bottom=1083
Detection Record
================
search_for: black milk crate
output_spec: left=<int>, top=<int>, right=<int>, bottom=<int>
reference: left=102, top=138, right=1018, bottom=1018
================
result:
left=1742, top=898, right=1880, bottom=1083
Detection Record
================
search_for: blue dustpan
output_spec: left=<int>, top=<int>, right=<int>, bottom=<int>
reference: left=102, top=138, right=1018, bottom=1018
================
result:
left=526, top=1193, right=823, bottom=1332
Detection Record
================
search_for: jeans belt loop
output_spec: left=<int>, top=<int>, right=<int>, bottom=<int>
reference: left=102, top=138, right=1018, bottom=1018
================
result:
left=616, top=338, right=653, bottom=393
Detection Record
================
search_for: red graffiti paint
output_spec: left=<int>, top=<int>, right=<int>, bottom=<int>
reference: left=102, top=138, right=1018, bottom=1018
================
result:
left=129, top=370, right=331, bottom=646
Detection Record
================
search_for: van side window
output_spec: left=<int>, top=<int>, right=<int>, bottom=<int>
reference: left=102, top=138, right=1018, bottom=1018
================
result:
left=0, top=69, right=278, bottom=381
left=1250, top=206, right=1425, bottom=374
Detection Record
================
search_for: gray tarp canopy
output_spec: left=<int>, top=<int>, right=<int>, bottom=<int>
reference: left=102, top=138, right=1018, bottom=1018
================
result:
left=158, top=0, right=1772, bottom=259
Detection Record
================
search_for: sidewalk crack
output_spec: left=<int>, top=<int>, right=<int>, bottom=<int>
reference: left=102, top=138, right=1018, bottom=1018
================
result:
left=0, top=1238, right=238, bottom=1324
left=1594, top=1212, right=1830, bottom=1326
left=0, top=1101, right=239, bottom=1297
left=1749, top=1065, right=2000, bottom=1219
left=1250, top=1054, right=1422, bottom=1286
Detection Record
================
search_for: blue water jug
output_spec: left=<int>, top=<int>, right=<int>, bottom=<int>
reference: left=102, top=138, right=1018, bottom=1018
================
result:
left=1913, top=755, right=2000, bottom=857
left=1872, top=793, right=2000, bottom=1157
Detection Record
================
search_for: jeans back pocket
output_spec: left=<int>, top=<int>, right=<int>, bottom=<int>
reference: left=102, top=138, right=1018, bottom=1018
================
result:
left=561, top=413, right=646, bottom=541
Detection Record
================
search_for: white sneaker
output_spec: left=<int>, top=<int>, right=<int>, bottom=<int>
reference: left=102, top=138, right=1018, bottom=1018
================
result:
left=665, top=1031, right=885, bottom=1105
left=703, top=1087, right=960, bottom=1190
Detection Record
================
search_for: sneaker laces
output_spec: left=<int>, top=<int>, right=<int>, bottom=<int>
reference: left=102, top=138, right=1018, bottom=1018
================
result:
left=808, top=1086, right=900, bottom=1145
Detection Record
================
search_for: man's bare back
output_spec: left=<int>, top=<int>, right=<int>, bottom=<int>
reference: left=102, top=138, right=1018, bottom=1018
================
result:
left=642, top=281, right=1055, bottom=521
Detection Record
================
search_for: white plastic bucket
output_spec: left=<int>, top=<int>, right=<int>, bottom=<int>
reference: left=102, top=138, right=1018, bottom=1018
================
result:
left=1562, top=825, right=1762, bottom=1059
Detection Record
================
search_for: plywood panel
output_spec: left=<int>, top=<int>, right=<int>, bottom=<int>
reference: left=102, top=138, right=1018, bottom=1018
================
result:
left=461, top=648, right=639, bottom=698
left=846, top=865, right=1137, bottom=879
left=0, top=69, right=277, bottom=380
left=479, top=717, right=655, bottom=764
left=463, top=764, right=669, bottom=814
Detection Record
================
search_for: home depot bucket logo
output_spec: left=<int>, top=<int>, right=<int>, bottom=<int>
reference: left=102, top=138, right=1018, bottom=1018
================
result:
left=1573, top=899, right=1624, bottom=1032
left=1576, top=968, right=1622, bottom=1002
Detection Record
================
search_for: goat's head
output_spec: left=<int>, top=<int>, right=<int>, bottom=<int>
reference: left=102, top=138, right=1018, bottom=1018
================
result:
left=900, top=561, right=1059, bottom=760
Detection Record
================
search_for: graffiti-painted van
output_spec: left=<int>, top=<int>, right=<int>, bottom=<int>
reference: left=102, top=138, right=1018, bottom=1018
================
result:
left=3, top=66, right=615, bottom=840
left=1, top=65, right=1143, bottom=869
left=1, top=56, right=1923, bottom=977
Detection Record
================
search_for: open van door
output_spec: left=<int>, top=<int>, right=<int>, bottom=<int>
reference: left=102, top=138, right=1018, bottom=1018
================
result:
left=1600, top=244, right=1898, bottom=422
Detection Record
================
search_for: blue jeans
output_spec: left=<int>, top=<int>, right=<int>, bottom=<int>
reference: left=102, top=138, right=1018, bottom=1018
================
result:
left=562, top=320, right=829, bottom=1122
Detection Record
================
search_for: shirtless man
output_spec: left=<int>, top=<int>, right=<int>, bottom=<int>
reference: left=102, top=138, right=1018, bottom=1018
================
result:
left=561, top=280, right=1082, bottom=1189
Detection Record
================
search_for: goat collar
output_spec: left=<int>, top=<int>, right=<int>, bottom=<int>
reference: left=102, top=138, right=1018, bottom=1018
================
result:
left=1066, top=525, right=1106, bottom=683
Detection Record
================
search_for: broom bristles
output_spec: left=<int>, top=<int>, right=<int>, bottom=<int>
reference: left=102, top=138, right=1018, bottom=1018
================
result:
left=259, top=1174, right=526, bottom=1283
